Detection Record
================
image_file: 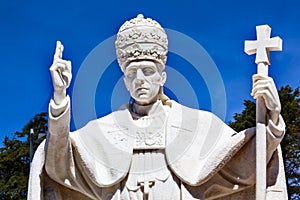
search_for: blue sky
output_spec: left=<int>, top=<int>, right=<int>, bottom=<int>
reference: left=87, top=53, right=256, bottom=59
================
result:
left=0, top=0, right=299, bottom=142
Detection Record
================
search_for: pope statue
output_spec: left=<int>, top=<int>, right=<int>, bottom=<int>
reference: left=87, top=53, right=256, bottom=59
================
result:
left=28, top=14, right=288, bottom=200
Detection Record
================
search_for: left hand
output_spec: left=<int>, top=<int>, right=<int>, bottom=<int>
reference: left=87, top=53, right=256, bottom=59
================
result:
left=251, top=74, right=281, bottom=124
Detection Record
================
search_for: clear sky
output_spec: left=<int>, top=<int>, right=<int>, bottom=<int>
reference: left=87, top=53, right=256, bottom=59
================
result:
left=0, top=0, right=299, bottom=142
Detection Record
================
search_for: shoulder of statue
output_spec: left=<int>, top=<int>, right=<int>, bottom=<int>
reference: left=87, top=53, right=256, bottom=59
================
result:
left=169, top=100, right=215, bottom=117
left=72, top=107, right=131, bottom=134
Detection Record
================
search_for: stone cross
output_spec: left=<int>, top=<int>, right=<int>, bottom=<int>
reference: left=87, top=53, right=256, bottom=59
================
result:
left=244, top=25, right=282, bottom=200
left=138, top=178, right=155, bottom=196
left=245, top=25, right=282, bottom=66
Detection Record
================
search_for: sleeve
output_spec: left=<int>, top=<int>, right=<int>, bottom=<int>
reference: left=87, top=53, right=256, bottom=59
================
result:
left=218, top=114, right=285, bottom=187
left=40, top=96, right=115, bottom=200
left=44, top=95, right=76, bottom=185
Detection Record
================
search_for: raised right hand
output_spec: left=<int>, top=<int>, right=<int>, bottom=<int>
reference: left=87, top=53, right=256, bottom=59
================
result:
left=49, top=41, right=72, bottom=105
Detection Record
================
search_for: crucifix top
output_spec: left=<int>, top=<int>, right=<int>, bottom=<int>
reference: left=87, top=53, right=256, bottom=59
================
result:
left=138, top=178, right=155, bottom=195
left=244, top=25, right=282, bottom=65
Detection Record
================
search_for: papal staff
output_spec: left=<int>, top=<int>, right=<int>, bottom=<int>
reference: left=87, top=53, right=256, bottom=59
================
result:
left=244, top=25, right=282, bottom=200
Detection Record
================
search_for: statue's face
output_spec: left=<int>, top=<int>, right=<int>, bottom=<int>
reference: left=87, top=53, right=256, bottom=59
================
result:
left=123, top=60, right=166, bottom=105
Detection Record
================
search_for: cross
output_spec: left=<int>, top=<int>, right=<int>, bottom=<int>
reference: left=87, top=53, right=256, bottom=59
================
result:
left=138, top=178, right=155, bottom=196
left=244, top=25, right=282, bottom=200
left=245, top=25, right=282, bottom=66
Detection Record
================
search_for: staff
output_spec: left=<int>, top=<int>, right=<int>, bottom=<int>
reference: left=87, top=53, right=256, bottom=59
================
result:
left=244, top=25, right=282, bottom=200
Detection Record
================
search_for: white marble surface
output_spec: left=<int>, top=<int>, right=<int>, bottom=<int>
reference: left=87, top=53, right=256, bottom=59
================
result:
left=28, top=14, right=288, bottom=200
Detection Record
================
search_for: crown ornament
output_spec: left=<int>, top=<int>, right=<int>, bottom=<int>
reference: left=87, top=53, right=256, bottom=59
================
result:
left=115, top=14, right=168, bottom=72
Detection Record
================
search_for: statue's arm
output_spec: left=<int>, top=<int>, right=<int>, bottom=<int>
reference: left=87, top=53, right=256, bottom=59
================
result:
left=252, top=74, right=286, bottom=157
left=44, top=41, right=74, bottom=184
left=219, top=75, right=285, bottom=186
left=251, top=74, right=284, bottom=135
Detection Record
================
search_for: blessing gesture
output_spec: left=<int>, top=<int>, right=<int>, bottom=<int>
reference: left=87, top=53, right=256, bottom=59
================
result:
left=49, top=41, right=72, bottom=105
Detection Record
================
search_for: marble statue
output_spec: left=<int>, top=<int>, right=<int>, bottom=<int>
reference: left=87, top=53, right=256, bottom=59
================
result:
left=28, top=14, right=288, bottom=199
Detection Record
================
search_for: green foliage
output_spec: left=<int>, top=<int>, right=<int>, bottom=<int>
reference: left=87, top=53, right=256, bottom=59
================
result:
left=229, top=85, right=300, bottom=199
left=229, top=100, right=256, bottom=132
left=0, top=112, right=47, bottom=200
left=279, top=86, right=300, bottom=199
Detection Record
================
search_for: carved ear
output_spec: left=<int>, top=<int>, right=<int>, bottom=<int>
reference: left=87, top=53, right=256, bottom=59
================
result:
left=160, top=72, right=167, bottom=86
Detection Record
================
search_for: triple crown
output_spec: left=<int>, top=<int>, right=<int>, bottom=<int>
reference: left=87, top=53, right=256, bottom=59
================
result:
left=115, top=14, right=168, bottom=72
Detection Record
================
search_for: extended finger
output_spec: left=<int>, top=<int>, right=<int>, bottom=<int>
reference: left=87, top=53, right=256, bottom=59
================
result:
left=53, top=41, right=64, bottom=60
left=55, top=58, right=70, bottom=66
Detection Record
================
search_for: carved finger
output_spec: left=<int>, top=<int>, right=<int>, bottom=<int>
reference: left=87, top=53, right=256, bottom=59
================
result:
left=53, top=41, right=64, bottom=61
left=53, top=63, right=67, bottom=71
left=253, top=80, right=269, bottom=90
left=252, top=74, right=270, bottom=83
left=253, top=85, right=276, bottom=100
left=61, top=72, right=72, bottom=87
left=58, top=65, right=71, bottom=87
left=49, top=59, right=69, bottom=71
left=64, top=60, right=72, bottom=73
left=55, top=58, right=70, bottom=65
left=50, top=71, right=65, bottom=88
left=252, top=82, right=269, bottom=96
left=251, top=81, right=271, bottom=96
left=254, top=89, right=278, bottom=111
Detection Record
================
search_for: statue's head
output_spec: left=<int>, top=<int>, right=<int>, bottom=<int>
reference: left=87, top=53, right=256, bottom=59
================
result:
left=115, top=14, right=169, bottom=105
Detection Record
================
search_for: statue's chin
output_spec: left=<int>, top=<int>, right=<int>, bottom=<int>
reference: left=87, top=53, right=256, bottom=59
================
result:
left=132, top=96, right=158, bottom=106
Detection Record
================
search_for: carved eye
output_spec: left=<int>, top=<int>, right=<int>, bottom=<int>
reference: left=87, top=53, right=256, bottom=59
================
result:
left=142, top=67, right=155, bottom=76
left=125, top=69, right=136, bottom=78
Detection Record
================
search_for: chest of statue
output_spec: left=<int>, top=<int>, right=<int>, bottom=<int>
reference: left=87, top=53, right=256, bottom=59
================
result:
left=122, top=149, right=181, bottom=200
left=132, top=113, right=167, bottom=150
left=120, top=107, right=183, bottom=199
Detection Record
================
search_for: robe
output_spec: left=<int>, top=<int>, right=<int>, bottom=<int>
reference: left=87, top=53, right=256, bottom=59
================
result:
left=28, top=97, right=288, bottom=199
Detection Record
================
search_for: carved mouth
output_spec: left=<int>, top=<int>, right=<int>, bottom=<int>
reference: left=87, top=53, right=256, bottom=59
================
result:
left=136, top=87, right=149, bottom=92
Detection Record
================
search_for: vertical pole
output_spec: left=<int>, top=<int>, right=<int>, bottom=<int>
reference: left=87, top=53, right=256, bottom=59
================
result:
left=245, top=25, right=282, bottom=200
left=256, top=62, right=268, bottom=200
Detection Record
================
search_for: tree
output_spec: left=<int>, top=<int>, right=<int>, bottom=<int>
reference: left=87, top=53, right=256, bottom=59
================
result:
left=0, top=112, right=47, bottom=200
left=279, top=86, right=300, bottom=199
left=229, top=85, right=300, bottom=200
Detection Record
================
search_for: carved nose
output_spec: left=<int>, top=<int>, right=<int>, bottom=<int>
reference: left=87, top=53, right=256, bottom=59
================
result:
left=136, top=69, right=145, bottom=82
